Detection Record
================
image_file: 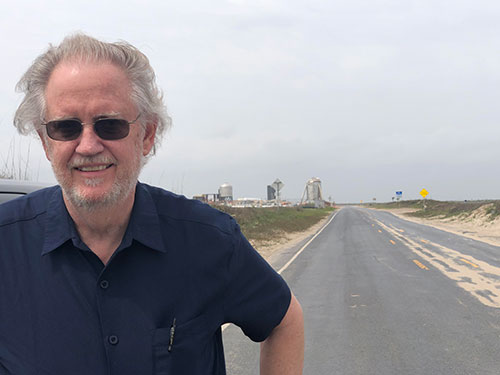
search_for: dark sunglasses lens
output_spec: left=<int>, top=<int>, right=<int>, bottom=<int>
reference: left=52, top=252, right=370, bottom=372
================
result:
left=46, top=120, right=82, bottom=141
left=94, top=119, right=130, bottom=140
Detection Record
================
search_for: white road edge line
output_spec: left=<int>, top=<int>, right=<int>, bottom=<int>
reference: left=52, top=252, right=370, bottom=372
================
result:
left=222, top=209, right=339, bottom=332
left=277, top=210, right=338, bottom=275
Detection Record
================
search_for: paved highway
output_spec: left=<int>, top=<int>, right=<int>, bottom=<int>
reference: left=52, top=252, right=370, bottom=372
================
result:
left=223, top=206, right=500, bottom=374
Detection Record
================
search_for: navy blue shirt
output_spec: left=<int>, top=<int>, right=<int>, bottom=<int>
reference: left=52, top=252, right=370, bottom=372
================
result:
left=0, top=183, right=291, bottom=375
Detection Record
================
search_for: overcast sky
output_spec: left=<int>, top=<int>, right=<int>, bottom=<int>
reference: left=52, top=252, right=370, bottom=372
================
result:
left=1, top=0, right=499, bottom=203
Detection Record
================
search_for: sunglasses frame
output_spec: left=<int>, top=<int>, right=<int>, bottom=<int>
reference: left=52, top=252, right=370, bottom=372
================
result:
left=41, top=113, right=141, bottom=141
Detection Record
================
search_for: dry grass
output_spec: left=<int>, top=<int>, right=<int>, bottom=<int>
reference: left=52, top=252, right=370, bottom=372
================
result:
left=215, top=206, right=335, bottom=242
left=367, top=200, right=500, bottom=221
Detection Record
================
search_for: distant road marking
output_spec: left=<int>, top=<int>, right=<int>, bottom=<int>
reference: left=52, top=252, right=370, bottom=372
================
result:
left=460, top=258, right=479, bottom=268
left=420, top=239, right=429, bottom=244
left=390, top=240, right=396, bottom=245
left=413, top=260, right=429, bottom=270
left=378, top=229, right=382, bottom=233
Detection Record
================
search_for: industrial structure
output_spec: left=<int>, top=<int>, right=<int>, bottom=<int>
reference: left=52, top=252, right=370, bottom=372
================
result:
left=192, top=193, right=219, bottom=203
left=300, top=177, right=325, bottom=208
left=218, top=183, right=233, bottom=202
left=266, top=178, right=286, bottom=206
left=192, top=178, right=326, bottom=208
left=266, top=185, right=275, bottom=200
left=193, top=183, right=233, bottom=204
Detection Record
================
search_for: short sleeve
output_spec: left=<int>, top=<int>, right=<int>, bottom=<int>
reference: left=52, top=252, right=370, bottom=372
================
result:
left=223, top=221, right=291, bottom=342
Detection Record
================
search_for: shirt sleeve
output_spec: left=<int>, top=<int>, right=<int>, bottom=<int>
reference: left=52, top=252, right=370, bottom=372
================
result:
left=223, top=220, right=291, bottom=342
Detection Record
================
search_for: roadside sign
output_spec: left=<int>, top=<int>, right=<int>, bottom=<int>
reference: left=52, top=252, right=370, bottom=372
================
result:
left=420, top=188, right=429, bottom=198
left=272, top=178, right=284, bottom=192
left=272, top=178, right=284, bottom=203
left=396, top=191, right=402, bottom=196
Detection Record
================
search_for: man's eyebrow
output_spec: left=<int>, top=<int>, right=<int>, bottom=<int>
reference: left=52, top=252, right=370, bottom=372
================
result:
left=44, top=112, right=123, bottom=122
left=43, top=115, right=78, bottom=122
left=93, top=112, right=121, bottom=120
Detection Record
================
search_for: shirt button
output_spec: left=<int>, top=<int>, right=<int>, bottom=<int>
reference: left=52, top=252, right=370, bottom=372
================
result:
left=108, top=335, right=119, bottom=345
left=100, top=280, right=109, bottom=289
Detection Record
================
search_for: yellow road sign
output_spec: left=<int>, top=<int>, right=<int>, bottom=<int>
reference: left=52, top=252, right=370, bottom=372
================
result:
left=420, top=188, right=429, bottom=198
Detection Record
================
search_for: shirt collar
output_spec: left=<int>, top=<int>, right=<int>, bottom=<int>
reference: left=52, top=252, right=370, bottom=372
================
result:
left=42, top=187, right=77, bottom=255
left=125, top=182, right=166, bottom=253
left=41, top=182, right=166, bottom=255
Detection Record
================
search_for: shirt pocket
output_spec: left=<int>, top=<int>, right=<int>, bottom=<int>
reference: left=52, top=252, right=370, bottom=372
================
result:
left=152, top=314, right=211, bottom=375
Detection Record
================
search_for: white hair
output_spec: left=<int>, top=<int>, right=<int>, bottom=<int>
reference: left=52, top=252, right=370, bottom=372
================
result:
left=14, top=33, right=171, bottom=155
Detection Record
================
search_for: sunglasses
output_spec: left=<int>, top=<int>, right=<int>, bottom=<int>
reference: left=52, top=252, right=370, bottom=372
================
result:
left=42, top=114, right=141, bottom=141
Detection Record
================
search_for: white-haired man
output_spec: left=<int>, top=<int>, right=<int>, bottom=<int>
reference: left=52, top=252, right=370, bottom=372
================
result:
left=0, top=34, right=303, bottom=374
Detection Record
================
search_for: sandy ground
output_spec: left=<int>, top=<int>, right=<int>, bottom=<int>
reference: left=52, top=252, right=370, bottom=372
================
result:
left=373, top=206, right=500, bottom=308
left=251, top=215, right=332, bottom=260
left=381, top=206, right=500, bottom=248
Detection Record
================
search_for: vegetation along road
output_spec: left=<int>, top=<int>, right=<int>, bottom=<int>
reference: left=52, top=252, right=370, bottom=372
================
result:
left=223, top=206, right=500, bottom=374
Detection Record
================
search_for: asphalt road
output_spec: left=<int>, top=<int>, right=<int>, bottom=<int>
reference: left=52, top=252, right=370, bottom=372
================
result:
left=223, top=206, right=500, bottom=375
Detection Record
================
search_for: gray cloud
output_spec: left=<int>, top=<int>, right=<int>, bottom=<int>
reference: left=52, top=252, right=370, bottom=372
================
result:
left=1, top=0, right=500, bottom=202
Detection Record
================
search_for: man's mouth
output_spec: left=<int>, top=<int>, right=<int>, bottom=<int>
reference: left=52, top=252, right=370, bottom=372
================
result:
left=75, top=164, right=113, bottom=172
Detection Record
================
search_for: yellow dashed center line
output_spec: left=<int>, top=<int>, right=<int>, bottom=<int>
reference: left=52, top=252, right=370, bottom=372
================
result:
left=460, top=258, right=479, bottom=268
left=372, top=217, right=500, bottom=308
left=413, top=259, right=429, bottom=270
left=378, top=230, right=382, bottom=233
left=390, top=240, right=396, bottom=245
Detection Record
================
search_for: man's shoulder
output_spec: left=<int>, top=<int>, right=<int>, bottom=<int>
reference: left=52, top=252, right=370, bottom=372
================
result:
left=0, top=185, right=60, bottom=227
left=140, top=183, right=237, bottom=236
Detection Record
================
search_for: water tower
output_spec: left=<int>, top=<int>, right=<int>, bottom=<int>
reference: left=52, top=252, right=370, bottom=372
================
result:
left=300, top=177, right=325, bottom=208
left=218, top=183, right=233, bottom=202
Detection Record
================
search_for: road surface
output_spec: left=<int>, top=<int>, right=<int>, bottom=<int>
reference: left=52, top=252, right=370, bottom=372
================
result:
left=223, top=206, right=500, bottom=374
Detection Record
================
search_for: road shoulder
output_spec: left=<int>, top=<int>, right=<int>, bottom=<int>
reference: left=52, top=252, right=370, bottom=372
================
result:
left=374, top=207, right=500, bottom=248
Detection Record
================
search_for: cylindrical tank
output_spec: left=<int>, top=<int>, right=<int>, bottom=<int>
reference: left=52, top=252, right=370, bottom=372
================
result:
left=219, top=183, right=233, bottom=201
left=306, top=178, right=322, bottom=201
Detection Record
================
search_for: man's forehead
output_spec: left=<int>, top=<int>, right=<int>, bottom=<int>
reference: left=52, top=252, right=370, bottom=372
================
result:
left=49, top=60, right=129, bottom=83
left=46, top=61, right=131, bottom=96
left=44, top=61, right=134, bottom=117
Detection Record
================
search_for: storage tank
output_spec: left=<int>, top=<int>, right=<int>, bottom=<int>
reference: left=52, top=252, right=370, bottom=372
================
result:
left=218, top=183, right=233, bottom=202
left=301, top=177, right=325, bottom=208
left=306, top=178, right=322, bottom=201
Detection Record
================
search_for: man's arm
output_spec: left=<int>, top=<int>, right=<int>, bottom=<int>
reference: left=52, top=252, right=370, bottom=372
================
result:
left=260, top=293, right=304, bottom=375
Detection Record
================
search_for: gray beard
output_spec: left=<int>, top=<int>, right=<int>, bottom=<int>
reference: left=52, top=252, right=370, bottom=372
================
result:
left=55, top=157, right=147, bottom=213
left=62, top=175, right=138, bottom=212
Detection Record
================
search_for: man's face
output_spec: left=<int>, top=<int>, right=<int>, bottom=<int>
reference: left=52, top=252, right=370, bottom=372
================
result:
left=41, top=61, right=156, bottom=210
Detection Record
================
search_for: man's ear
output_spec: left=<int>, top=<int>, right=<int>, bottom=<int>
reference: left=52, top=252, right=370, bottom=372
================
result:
left=142, top=122, right=157, bottom=156
left=37, top=130, right=52, bottom=161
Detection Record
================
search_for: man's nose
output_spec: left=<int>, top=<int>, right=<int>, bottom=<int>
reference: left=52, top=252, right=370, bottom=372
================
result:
left=74, top=124, right=105, bottom=155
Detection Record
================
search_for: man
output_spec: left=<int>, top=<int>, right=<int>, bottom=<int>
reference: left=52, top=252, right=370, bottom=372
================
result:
left=0, top=34, right=303, bottom=374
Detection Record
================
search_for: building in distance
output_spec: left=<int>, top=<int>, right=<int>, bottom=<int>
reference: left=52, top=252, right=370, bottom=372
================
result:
left=300, top=177, right=325, bottom=208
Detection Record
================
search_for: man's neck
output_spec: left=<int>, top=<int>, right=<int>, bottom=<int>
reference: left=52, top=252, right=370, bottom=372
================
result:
left=64, top=191, right=135, bottom=265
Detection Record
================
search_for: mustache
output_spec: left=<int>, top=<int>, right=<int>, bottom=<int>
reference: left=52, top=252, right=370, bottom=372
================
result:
left=68, top=155, right=117, bottom=168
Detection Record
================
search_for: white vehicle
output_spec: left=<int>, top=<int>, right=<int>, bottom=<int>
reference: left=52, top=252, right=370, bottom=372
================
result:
left=0, top=179, right=50, bottom=204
